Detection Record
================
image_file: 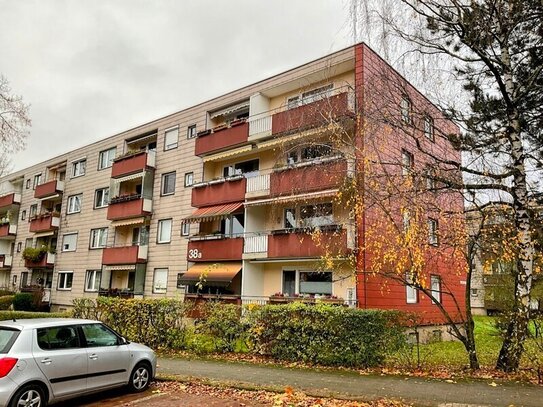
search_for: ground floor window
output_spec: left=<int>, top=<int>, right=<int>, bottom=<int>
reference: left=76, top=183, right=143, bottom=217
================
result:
left=153, top=268, right=168, bottom=293
left=57, top=271, right=73, bottom=290
left=85, top=270, right=101, bottom=292
left=282, top=270, right=333, bottom=296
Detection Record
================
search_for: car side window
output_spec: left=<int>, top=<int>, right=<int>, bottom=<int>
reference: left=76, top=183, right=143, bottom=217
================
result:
left=82, top=324, right=119, bottom=347
left=37, top=326, right=81, bottom=350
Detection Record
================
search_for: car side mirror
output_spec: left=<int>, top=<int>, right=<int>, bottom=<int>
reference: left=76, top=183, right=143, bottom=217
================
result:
left=119, top=336, right=129, bottom=345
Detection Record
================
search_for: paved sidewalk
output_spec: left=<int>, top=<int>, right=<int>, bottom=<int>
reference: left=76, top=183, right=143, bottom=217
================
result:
left=158, top=357, right=543, bottom=407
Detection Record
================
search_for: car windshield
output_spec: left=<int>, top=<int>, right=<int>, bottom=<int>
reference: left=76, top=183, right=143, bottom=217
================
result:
left=0, top=327, right=20, bottom=354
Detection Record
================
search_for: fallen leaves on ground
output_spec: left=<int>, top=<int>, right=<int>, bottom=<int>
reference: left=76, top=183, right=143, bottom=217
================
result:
left=151, top=379, right=410, bottom=407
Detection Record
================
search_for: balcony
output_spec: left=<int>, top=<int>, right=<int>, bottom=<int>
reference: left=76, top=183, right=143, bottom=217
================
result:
left=107, top=195, right=152, bottom=220
left=34, top=180, right=64, bottom=199
left=271, top=91, right=354, bottom=135
left=0, top=224, right=17, bottom=238
left=25, top=252, right=55, bottom=269
left=267, top=227, right=348, bottom=259
left=0, top=193, right=21, bottom=210
left=29, top=214, right=60, bottom=233
left=195, top=120, right=249, bottom=156
left=187, top=236, right=244, bottom=262
left=102, top=245, right=148, bottom=265
left=0, top=255, right=12, bottom=268
left=245, top=174, right=270, bottom=198
left=270, top=158, right=347, bottom=197
left=111, top=151, right=156, bottom=178
left=191, top=177, right=246, bottom=207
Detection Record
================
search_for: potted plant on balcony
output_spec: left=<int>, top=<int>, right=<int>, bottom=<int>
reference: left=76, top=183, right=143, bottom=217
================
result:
left=269, top=292, right=290, bottom=304
left=212, top=124, right=228, bottom=132
left=197, top=129, right=211, bottom=137
left=22, top=246, right=48, bottom=263
left=230, top=118, right=246, bottom=127
left=113, top=149, right=142, bottom=162
left=317, top=295, right=345, bottom=306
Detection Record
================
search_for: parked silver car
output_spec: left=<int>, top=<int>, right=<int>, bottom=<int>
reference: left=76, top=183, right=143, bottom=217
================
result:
left=0, top=318, right=156, bottom=406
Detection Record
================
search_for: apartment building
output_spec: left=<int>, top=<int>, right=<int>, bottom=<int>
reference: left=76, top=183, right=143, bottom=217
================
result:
left=0, top=43, right=466, bottom=322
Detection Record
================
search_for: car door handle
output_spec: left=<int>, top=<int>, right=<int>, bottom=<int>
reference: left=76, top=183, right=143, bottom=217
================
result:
left=40, top=358, right=52, bottom=365
left=89, top=354, right=98, bottom=360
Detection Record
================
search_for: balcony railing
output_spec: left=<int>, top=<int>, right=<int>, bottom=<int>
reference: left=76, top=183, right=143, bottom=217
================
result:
left=107, top=195, right=152, bottom=220
left=0, top=193, right=21, bottom=210
left=102, top=244, right=148, bottom=265
left=24, top=252, right=55, bottom=269
left=191, top=176, right=246, bottom=207
left=29, top=214, right=60, bottom=233
left=195, top=120, right=249, bottom=156
left=0, top=224, right=17, bottom=238
left=34, top=180, right=64, bottom=199
left=111, top=150, right=156, bottom=178
left=187, top=236, right=244, bottom=262
left=245, top=173, right=270, bottom=197
left=0, top=255, right=12, bottom=268
left=267, top=226, right=348, bottom=259
left=243, top=234, right=268, bottom=254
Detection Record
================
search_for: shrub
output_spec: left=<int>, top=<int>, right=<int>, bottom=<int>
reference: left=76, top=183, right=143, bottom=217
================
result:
left=13, top=293, right=36, bottom=311
left=0, top=295, right=14, bottom=310
left=0, top=311, right=70, bottom=321
left=0, top=290, right=14, bottom=297
left=21, top=247, right=48, bottom=262
left=195, top=303, right=248, bottom=352
left=248, top=303, right=406, bottom=367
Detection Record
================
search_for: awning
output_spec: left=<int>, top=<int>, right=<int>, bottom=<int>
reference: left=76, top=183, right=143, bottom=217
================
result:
left=245, top=189, right=339, bottom=206
left=112, top=172, right=144, bottom=183
left=111, top=217, right=146, bottom=227
left=179, top=262, right=242, bottom=285
left=202, top=145, right=254, bottom=162
left=183, top=202, right=243, bottom=223
left=257, top=123, right=341, bottom=150
left=103, top=265, right=136, bottom=271
left=34, top=231, right=55, bottom=238
left=210, top=101, right=250, bottom=119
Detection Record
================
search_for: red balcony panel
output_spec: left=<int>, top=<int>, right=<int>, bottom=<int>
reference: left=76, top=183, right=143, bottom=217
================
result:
left=191, top=178, right=246, bottom=207
left=25, top=253, right=55, bottom=269
left=195, top=122, right=249, bottom=156
left=102, top=246, right=147, bottom=265
left=34, top=180, right=63, bottom=199
left=29, top=215, right=60, bottom=233
left=0, top=224, right=16, bottom=238
left=112, top=151, right=154, bottom=178
left=270, top=159, right=347, bottom=197
left=268, top=229, right=347, bottom=259
left=0, top=193, right=20, bottom=209
left=187, top=238, right=243, bottom=262
left=272, top=92, right=352, bottom=135
left=107, top=198, right=150, bottom=220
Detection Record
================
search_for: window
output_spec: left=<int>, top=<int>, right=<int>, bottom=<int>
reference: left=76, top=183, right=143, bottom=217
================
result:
left=301, top=144, right=332, bottom=161
left=401, top=96, right=412, bottom=124
left=219, top=213, right=244, bottom=237
left=85, top=270, right=101, bottom=292
left=94, top=187, right=109, bottom=208
left=181, top=222, right=190, bottom=236
left=153, top=268, right=168, bottom=293
left=187, top=124, right=197, bottom=139
left=299, top=271, right=332, bottom=296
left=90, top=228, right=108, bottom=249
left=37, top=326, right=80, bottom=350
left=425, top=166, right=436, bottom=190
left=287, top=96, right=300, bottom=109
left=431, top=275, right=441, bottom=304
left=16, top=242, right=22, bottom=253
left=25, top=238, right=33, bottom=249
left=402, top=210, right=411, bottom=233
left=98, top=147, right=116, bottom=170
left=300, top=203, right=333, bottom=228
left=164, top=127, right=179, bottom=150
left=25, top=179, right=30, bottom=189
left=406, top=272, right=418, bottom=303
left=61, top=233, right=78, bottom=252
left=29, top=204, right=38, bottom=219
left=401, top=149, right=414, bottom=176
left=57, top=271, right=73, bottom=290
left=161, top=172, right=176, bottom=195
left=184, top=172, right=194, bottom=187
left=223, top=159, right=259, bottom=177
left=302, top=84, right=333, bottom=105
left=21, top=210, right=26, bottom=221
left=157, top=219, right=172, bottom=243
left=20, top=272, right=28, bottom=287
left=428, top=218, right=439, bottom=246
left=284, top=208, right=296, bottom=229
left=67, top=194, right=82, bottom=214
left=33, top=174, right=42, bottom=189
left=72, top=159, right=86, bottom=177
left=424, top=116, right=434, bottom=141
left=81, top=324, right=119, bottom=347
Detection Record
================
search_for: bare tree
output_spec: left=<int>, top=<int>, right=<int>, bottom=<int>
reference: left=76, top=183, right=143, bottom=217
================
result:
left=0, top=75, right=31, bottom=174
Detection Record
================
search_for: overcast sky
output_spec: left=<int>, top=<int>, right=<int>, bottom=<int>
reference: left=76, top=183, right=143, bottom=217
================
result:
left=0, top=0, right=352, bottom=172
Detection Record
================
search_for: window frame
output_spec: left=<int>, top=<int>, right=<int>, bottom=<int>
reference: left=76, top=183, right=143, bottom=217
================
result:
left=94, top=187, right=109, bottom=209
left=37, top=325, right=81, bottom=351
left=153, top=268, right=168, bottom=294
left=84, top=270, right=102, bottom=292
left=21, top=210, right=26, bottom=221
left=157, top=219, right=173, bottom=244
left=61, top=233, right=78, bottom=252
left=161, top=172, right=176, bottom=196
left=33, top=174, right=42, bottom=190
left=428, top=218, right=439, bottom=246
left=89, top=227, right=108, bottom=249
left=401, top=149, right=414, bottom=177
left=184, top=172, right=194, bottom=187
left=164, top=126, right=179, bottom=151
left=72, top=159, right=87, bottom=178
left=57, top=271, right=73, bottom=291
left=430, top=275, right=441, bottom=304
left=187, top=124, right=197, bottom=139
left=29, top=204, right=38, bottom=219
left=181, top=222, right=190, bottom=237
left=98, top=147, right=116, bottom=170
left=424, top=115, right=435, bottom=141
left=81, top=323, right=121, bottom=347
left=67, top=194, right=82, bottom=215
left=401, top=96, right=412, bottom=125
left=405, top=272, right=418, bottom=304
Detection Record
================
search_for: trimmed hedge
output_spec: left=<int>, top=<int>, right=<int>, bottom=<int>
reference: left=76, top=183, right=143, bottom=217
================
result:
left=0, top=295, right=14, bottom=310
left=0, top=311, right=70, bottom=321
left=73, top=298, right=407, bottom=368
left=13, top=293, right=35, bottom=311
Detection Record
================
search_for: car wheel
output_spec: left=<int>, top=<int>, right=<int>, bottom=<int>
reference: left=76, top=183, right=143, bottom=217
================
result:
left=128, top=362, right=151, bottom=392
left=9, top=384, right=46, bottom=407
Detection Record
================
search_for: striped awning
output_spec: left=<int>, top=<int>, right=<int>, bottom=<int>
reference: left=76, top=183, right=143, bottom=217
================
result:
left=179, top=262, right=241, bottom=285
left=34, top=231, right=56, bottom=238
left=103, top=264, right=136, bottom=271
left=210, top=101, right=249, bottom=119
left=245, top=189, right=339, bottom=206
left=202, top=145, right=254, bottom=162
left=183, top=203, right=243, bottom=224
left=257, top=123, right=341, bottom=150
left=112, top=172, right=144, bottom=183
left=111, top=217, right=146, bottom=227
